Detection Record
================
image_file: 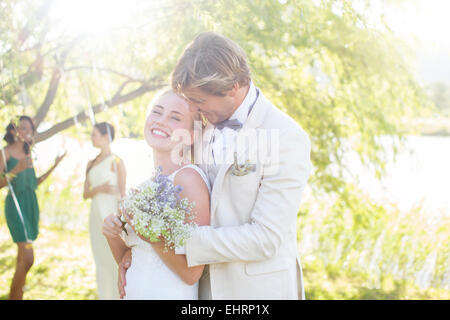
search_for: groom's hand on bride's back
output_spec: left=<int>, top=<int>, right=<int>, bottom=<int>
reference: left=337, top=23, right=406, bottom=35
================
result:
left=118, top=249, right=131, bottom=299
left=102, top=214, right=123, bottom=238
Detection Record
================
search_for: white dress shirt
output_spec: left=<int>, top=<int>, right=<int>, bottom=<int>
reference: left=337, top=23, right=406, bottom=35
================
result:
left=206, top=81, right=257, bottom=187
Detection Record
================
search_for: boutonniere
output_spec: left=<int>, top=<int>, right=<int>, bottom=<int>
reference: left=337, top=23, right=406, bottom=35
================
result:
left=231, top=152, right=256, bottom=176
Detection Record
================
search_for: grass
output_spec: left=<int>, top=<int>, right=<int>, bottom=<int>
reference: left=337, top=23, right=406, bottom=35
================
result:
left=2, top=218, right=449, bottom=300
left=303, top=259, right=450, bottom=300
left=297, top=185, right=450, bottom=300
left=1, top=181, right=449, bottom=300
left=0, top=220, right=97, bottom=300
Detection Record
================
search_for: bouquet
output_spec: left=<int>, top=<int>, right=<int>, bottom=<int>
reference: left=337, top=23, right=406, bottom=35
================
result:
left=120, top=167, right=197, bottom=251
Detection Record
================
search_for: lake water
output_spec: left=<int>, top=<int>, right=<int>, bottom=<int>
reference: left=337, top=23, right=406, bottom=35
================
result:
left=34, top=134, right=450, bottom=217
left=345, top=135, right=450, bottom=218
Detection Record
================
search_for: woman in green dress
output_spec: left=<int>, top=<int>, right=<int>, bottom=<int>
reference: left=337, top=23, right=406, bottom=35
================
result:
left=0, top=116, right=65, bottom=300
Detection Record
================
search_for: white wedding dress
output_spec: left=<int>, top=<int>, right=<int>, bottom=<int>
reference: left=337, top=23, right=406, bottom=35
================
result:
left=122, top=164, right=211, bottom=300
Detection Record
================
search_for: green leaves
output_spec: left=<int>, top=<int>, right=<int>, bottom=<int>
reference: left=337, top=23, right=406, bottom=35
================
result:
left=2, top=1, right=428, bottom=189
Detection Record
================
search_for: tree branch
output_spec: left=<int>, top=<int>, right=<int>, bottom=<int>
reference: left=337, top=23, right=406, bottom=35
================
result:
left=2, top=55, right=44, bottom=92
left=34, top=81, right=164, bottom=143
left=63, top=65, right=147, bottom=83
left=33, top=37, right=82, bottom=128
left=33, top=67, right=62, bottom=128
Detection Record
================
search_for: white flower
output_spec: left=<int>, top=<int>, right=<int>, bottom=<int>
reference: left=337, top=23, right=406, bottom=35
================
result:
left=121, top=169, right=197, bottom=251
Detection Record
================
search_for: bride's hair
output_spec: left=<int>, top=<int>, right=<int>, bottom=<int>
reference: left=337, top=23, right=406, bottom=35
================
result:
left=146, top=87, right=172, bottom=117
left=146, top=88, right=205, bottom=128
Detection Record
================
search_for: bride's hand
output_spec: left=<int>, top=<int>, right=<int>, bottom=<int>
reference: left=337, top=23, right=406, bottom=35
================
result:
left=102, top=214, right=124, bottom=238
left=122, top=209, right=134, bottom=228
left=118, top=249, right=132, bottom=299
left=122, top=210, right=161, bottom=246
left=123, top=210, right=151, bottom=244
left=122, top=208, right=167, bottom=247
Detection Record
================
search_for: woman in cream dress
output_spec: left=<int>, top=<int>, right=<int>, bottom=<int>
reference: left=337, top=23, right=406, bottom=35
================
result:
left=83, top=122, right=126, bottom=300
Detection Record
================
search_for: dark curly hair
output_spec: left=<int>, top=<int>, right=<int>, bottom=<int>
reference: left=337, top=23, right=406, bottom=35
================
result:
left=3, top=116, right=36, bottom=155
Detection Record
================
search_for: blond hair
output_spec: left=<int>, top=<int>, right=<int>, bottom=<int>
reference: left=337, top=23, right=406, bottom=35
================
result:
left=146, top=87, right=174, bottom=117
left=146, top=87, right=203, bottom=127
left=171, top=32, right=251, bottom=96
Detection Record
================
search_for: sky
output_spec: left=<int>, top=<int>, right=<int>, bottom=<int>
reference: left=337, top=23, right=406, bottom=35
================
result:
left=383, top=0, right=450, bottom=84
left=46, top=0, right=450, bottom=85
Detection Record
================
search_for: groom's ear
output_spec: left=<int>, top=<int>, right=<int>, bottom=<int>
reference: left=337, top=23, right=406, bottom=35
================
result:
left=226, top=83, right=240, bottom=97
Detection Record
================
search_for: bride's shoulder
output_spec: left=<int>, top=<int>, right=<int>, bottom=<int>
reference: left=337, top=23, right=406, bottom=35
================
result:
left=173, top=165, right=210, bottom=194
left=179, top=164, right=206, bottom=176
left=173, top=165, right=210, bottom=222
left=173, top=165, right=204, bottom=182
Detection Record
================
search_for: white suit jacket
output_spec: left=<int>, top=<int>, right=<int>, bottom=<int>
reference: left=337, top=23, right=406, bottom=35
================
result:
left=187, top=89, right=311, bottom=300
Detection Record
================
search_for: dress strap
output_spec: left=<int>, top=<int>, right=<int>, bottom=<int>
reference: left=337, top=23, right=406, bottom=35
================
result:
left=170, top=164, right=211, bottom=194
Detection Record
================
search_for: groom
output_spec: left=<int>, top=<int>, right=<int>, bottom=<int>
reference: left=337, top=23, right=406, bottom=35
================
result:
left=120, top=32, right=311, bottom=299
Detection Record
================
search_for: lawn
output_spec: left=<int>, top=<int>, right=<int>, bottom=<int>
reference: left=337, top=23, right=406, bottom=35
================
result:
left=1, top=210, right=449, bottom=300
left=0, top=221, right=97, bottom=300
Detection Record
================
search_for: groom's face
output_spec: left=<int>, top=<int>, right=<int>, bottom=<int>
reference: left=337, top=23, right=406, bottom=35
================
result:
left=182, top=88, right=236, bottom=125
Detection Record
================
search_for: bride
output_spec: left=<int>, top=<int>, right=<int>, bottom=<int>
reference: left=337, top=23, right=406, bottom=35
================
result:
left=102, top=89, right=210, bottom=299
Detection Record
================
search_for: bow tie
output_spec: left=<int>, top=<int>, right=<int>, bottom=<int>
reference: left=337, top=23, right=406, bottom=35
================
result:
left=215, top=118, right=243, bottom=131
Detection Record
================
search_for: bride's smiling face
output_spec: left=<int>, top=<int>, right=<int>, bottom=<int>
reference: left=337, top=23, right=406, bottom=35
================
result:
left=144, top=92, right=196, bottom=153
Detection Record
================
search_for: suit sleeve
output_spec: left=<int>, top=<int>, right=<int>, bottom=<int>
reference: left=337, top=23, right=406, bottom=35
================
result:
left=185, top=127, right=312, bottom=266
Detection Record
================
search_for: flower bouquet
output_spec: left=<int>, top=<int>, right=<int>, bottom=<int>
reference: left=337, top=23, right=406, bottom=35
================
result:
left=120, top=167, right=196, bottom=251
